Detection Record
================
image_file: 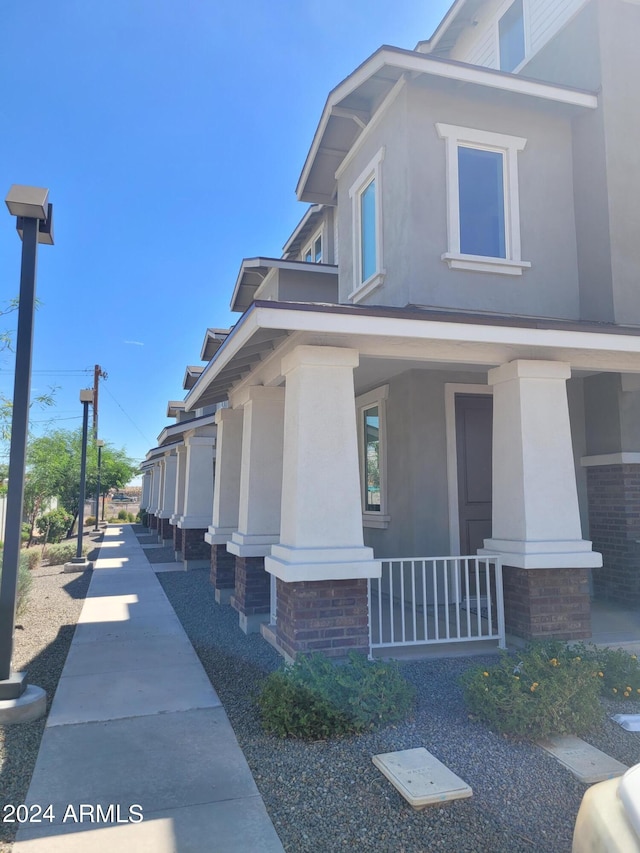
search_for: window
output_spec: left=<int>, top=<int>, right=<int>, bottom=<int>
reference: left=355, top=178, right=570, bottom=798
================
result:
left=436, top=123, right=531, bottom=276
left=349, top=148, right=385, bottom=302
left=302, top=230, right=323, bottom=264
left=499, top=0, right=525, bottom=72
left=356, top=385, right=389, bottom=528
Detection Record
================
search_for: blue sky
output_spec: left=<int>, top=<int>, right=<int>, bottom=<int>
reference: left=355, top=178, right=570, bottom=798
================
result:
left=0, top=0, right=452, bottom=476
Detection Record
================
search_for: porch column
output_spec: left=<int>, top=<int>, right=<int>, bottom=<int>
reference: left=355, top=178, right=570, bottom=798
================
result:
left=177, top=433, right=215, bottom=569
left=265, top=345, right=380, bottom=659
left=157, top=451, right=177, bottom=544
left=205, top=408, right=243, bottom=604
left=171, top=445, right=187, bottom=560
left=140, top=471, right=151, bottom=512
left=148, top=462, right=161, bottom=530
left=227, top=387, right=284, bottom=633
left=479, top=360, right=601, bottom=640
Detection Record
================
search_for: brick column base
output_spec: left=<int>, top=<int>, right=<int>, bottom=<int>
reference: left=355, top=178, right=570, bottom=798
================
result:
left=148, top=514, right=158, bottom=531
left=275, top=578, right=369, bottom=660
left=587, top=464, right=640, bottom=605
left=158, top=516, right=172, bottom=542
left=173, top=524, right=183, bottom=559
left=502, top=566, right=591, bottom=641
left=210, top=545, right=236, bottom=604
left=232, top=556, right=270, bottom=634
left=181, top=528, right=209, bottom=570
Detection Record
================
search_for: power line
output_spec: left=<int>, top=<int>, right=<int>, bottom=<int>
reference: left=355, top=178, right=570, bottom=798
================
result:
left=101, top=384, right=154, bottom=445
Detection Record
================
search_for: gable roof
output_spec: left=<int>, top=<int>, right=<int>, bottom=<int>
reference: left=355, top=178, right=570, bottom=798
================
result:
left=296, top=44, right=597, bottom=203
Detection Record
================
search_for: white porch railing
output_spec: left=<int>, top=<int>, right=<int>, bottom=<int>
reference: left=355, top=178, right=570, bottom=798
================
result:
left=368, top=556, right=505, bottom=651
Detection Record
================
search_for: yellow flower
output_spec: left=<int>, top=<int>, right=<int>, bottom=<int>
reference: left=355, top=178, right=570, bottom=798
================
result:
left=632, top=655, right=637, bottom=660
left=530, top=682, right=539, bottom=692
left=627, top=687, right=633, bottom=693
left=636, top=689, right=640, bottom=695
left=598, top=672, right=604, bottom=677
left=514, top=675, right=520, bottom=680
left=575, top=656, right=581, bottom=661
left=613, top=688, right=618, bottom=694
left=625, top=692, right=631, bottom=698
left=483, top=672, right=489, bottom=677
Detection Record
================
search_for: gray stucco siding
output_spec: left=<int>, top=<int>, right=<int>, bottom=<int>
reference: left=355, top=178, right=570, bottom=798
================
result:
left=337, top=81, right=580, bottom=320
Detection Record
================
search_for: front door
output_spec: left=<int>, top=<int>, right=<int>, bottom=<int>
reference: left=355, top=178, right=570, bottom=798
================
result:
left=455, top=394, right=493, bottom=554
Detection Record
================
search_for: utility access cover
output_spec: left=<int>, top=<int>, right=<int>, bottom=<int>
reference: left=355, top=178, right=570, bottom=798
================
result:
left=538, top=735, right=628, bottom=784
left=372, top=747, right=472, bottom=810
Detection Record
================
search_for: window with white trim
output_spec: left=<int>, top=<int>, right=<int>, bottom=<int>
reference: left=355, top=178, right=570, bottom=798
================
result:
left=302, top=228, right=323, bottom=263
left=349, top=148, right=385, bottom=302
left=356, top=385, right=389, bottom=528
left=499, top=0, right=525, bottom=72
left=436, top=123, right=531, bottom=276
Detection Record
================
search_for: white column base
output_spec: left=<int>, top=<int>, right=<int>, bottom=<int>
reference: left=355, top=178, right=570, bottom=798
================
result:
left=265, top=544, right=381, bottom=583
left=479, top=538, right=603, bottom=569
left=157, top=510, right=172, bottom=520
left=227, top=531, right=279, bottom=558
left=205, top=525, right=237, bottom=545
left=176, top=515, right=211, bottom=529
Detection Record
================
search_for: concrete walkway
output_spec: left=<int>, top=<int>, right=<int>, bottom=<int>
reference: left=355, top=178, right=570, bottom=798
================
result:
left=14, top=525, right=284, bottom=853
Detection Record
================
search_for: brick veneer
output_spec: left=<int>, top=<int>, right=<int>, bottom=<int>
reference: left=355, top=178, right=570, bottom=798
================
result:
left=158, top=516, right=172, bottom=541
left=148, top=514, right=158, bottom=531
left=173, top=524, right=183, bottom=555
left=182, top=528, right=209, bottom=566
left=275, top=578, right=370, bottom=659
left=587, top=464, right=640, bottom=604
left=232, top=556, right=270, bottom=619
left=502, top=566, right=591, bottom=641
left=210, top=544, right=236, bottom=599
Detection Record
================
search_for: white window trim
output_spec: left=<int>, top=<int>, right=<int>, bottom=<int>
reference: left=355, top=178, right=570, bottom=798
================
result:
left=348, top=147, right=385, bottom=303
left=302, top=224, right=324, bottom=263
left=495, top=0, right=530, bottom=74
left=436, top=123, right=530, bottom=276
left=356, top=384, right=390, bottom=529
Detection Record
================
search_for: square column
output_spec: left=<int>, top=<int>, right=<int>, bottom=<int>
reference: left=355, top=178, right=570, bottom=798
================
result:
left=227, top=387, right=285, bottom=633
left=158, top=451, right=178, bottom=544
left=205, top=408, right=244, bottom=604
left=479, top=360, right=601, bottom=640
left=264, top=345, right=380, bottom=659
left=140, top=471, right=151, bottom=511
left=176, top=434, right=215, bottom=569
left=171, top=445, right=187, bottom=560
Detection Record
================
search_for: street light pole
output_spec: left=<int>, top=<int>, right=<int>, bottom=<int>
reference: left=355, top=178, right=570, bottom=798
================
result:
left=64, top=390, right=95, bottom=572
left=0, top=187, right=52, bottom=706
left=94, top=439, right=104, bottom=532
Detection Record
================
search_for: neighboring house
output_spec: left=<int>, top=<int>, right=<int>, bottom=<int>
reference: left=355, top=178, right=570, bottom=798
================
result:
left=142, top=0, right=640, bottom=661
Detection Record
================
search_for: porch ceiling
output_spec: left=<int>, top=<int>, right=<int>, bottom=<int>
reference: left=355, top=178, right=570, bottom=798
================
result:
left=184, top=301, right=640, bottom=411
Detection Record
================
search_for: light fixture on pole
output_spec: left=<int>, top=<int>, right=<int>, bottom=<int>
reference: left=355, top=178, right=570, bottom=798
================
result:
left=64, top=389, right=95, bottom=573
left=0, top=186, right=53, bottom=722
left=94, top=439, right=104, bottom=532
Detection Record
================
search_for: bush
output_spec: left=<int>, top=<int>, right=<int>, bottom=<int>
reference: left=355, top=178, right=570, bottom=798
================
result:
left=21, top=523, right=31, bottom=544
left=84, top=516, right=96, bottom=527
left=127, top=512, right=135, bottom=523
left=45, top=541, right=88, bottom=566
left=139, top=510, right=148, bottom=526
left=461, top=642, right=604, bottom=740
left=23, top=547, right=42, bottom=570
left=572, top=644, right=640, bottom=700
left=37, top=508, right=73, bottom=544
left=0, top=549, right=32, bottom=617
left=258, top=651, right=415, bottom=739
left=117, top=509, right=128, bottom=521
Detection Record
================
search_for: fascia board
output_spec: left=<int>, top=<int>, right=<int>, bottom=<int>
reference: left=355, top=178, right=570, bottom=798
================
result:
left=296, top=46, right=598, bottom=200
left=425, top=0, right=468, bottom=54
left=282, top=204, right=323, bottom=254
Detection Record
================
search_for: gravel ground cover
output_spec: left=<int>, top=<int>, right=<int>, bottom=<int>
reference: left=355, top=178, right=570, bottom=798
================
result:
left=133, top=525, right=177, bottom=564
left=158, top=566, right=640, bottom=853
left=0, top=547, right=93, bottom=852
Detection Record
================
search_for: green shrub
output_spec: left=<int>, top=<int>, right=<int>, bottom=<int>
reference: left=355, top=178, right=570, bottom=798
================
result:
left=37, top=508, right=73, bottom=544
left=258, top=651, right=415, bottom=739
left=84, top=516, right=96, bottom=527
left=45, top=541, right=87, bottom=566
left=21, top=522, right=31, bottom=544
left=23, top=547, right=41, bottom=570
left=117, top=509, right=128, bottom=521
left=461, top=642, right=604, bottom=740
left=0, top=549, right=32, bottom=617
left=127, top=512, right=135, bottom=523
left=571, top=644, right=640, bottom=700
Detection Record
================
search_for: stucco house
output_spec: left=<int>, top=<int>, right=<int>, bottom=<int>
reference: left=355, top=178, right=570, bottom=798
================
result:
left=142, top=0, right=640, bottom=661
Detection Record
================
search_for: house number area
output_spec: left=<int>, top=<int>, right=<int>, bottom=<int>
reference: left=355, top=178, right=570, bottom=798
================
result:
left=2, top=803, right=144, bottom=824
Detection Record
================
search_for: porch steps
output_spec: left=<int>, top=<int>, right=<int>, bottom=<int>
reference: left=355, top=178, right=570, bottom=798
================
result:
left=372, top=747, right=472, bottom=810
left=537, top=735, right=628, bottom=784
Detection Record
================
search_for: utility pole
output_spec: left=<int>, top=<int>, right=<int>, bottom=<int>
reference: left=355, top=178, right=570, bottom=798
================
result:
left=93, top=364, right=108, bottom=440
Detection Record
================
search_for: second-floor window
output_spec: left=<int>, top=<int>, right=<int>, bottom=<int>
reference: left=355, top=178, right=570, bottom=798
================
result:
left=499, top=0, right=525, bottom=72
left=303, top=231, right=323, bottom=263
left=458, top=145, right=505, bottom=258
left=349, top=147, right=385, bottom=301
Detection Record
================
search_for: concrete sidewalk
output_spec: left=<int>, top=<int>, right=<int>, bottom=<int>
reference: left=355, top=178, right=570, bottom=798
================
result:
left=14, top=525, right=284, bottom=853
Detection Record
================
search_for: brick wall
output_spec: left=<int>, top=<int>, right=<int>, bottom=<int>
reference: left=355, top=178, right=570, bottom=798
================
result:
left=148, top=514, right=158, bottom=531
left=587, top=464, right=640, bottom=604
left=182, top=528, right=209, bottom=562
left=210, top=544, right=235, bottom=592
left=275, top=578, right=369, bottom=659
left=232, top=556, right=270, bottom=617
left=158, top=516, right=172, bottom=541
left=173, top=524, right=183, bottom=554
left=503, top=566, right=591, bottom=641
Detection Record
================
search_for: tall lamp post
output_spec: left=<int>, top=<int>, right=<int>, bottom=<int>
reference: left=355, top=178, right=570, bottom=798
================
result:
left=0, top=186, right=53, bottom=720
left=94, top=439, right=104, bottom=532
left=64, top=390, right=95, bottom=572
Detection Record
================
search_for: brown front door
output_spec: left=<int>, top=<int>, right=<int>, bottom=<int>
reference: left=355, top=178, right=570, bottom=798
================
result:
left=455, top=394, right=493, bottom=554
